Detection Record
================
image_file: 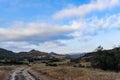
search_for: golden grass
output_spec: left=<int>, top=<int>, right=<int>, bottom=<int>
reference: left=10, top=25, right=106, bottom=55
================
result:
left=30, top=64, right=120, bottom=80
left=0, top=66, right=14, bottom=71
left=0, top=71, right=8, bottom=80
left=0, top=66, right=15, bottom=80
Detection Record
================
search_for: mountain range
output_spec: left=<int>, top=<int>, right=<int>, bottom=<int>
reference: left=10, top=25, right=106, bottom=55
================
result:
left=0, top=48, right=67, bottom=64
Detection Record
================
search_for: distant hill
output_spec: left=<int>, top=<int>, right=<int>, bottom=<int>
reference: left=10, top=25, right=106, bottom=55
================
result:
left=0, top=48, right=67, bottom=63
left=50, top=52, right=67, bottom=59
left=0, top=48, right=16, bottom=60
left=71, top=47, right=120, bottom=64
left=68, top=53, right=86, bottom=58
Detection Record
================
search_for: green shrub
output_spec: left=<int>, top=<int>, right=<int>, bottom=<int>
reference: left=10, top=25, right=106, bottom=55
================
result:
left=92, top=46, right=120, bottom=71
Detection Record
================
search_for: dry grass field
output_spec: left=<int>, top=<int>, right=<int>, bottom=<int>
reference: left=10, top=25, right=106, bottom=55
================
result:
left=0, top=66, right=15, bottom=80
left=30, top=64, right=120, bottom=80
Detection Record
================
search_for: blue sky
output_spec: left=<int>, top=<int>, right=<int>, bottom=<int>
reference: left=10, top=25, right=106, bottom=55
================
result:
left=0, top=0, right=120, bottom=54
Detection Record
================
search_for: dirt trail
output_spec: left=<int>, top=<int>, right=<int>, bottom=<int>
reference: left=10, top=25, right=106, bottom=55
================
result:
left=8, top=66, right=37, bottom=80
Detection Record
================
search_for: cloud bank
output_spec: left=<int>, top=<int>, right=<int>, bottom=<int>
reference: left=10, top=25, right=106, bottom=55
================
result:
left=53, top=0, right=120, bottom=19
left=0, top=0, right=120, bottom=53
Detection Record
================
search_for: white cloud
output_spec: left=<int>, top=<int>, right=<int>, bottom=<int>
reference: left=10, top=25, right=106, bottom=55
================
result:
left=39, top=41, right=64, bottom=48
left=1, top=13, right=120, bottom=42
left=1, top=12, right=120, bottom=53
left=62, top=13, right=120, bottom=42
left=88, top=14, right=120, bottom=29
left=0, top=41, right=32, bottom=51
left=53, top=0, right=120, bottom=19
left=0, top=40, right=66, bottom=52
left=0, top=22, right=78, bottom=41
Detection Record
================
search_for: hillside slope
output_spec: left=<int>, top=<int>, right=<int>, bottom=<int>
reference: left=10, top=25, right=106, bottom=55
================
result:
left=0, top=48, right=67, bottom=63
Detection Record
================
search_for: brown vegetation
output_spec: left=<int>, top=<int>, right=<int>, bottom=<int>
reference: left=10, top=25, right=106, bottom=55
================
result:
left=30, top=64, right=120, bottom=80
left=0, top=66, right=15, bottom=80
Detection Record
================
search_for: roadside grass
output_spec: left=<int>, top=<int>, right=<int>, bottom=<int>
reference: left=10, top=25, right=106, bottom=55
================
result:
left=0, top=66, right=15, bottom=80
left=30, top=64, right=120, bottom=80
